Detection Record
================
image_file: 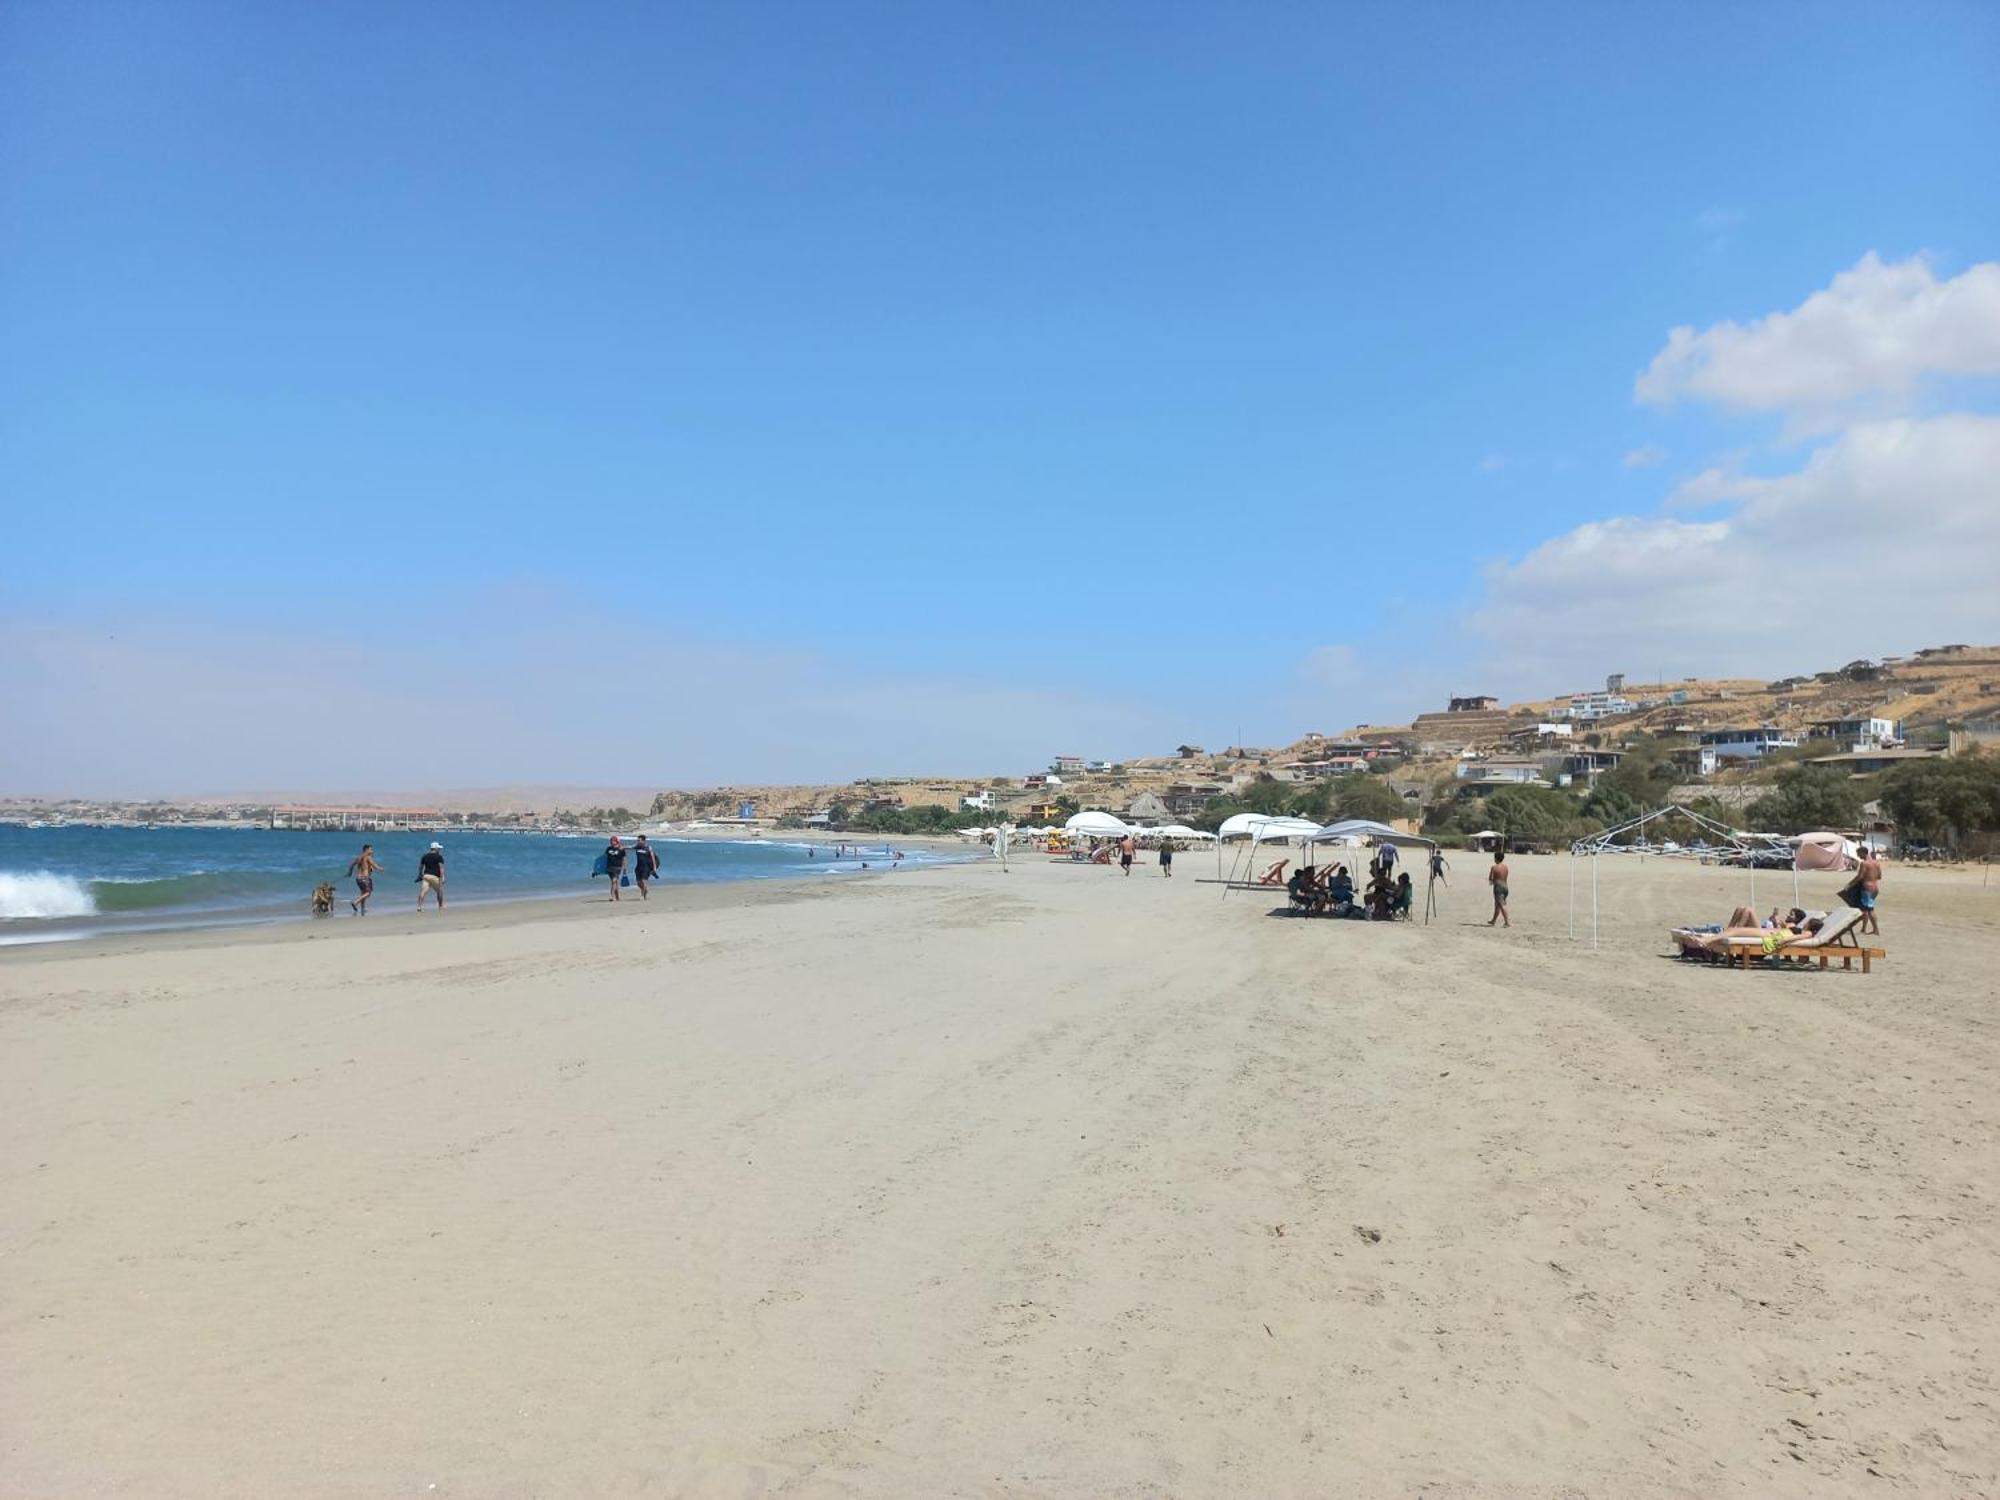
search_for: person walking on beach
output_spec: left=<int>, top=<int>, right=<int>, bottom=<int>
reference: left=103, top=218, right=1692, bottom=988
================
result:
left=603, top=835, right=627, bottom=902
left=1159, top=838, right=1175, bottom=878
left=1429, top=848, right=1449, bottom=884
left=1856, top=843, right=1882, bottom=934
left=1486, top=847, right=1510, bottom=928
left=346, top=842, right=384, bottom=914
left=416, top=842, right=446, bottom=911
left=632, top=835, right=658, bottom=899
left=1119, top=832, right=1136, bottom=876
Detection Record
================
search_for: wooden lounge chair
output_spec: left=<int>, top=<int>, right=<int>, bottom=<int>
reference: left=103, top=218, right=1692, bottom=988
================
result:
left=1688, top=907, right=1885, bottom=973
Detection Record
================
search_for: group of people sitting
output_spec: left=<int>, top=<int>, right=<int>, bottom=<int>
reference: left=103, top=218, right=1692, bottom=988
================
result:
left=1285, top=856, right=1413, bottom=920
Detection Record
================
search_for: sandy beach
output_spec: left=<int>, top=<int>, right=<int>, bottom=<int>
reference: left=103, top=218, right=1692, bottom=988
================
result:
left=3, top=851, right=1995, bottom=1496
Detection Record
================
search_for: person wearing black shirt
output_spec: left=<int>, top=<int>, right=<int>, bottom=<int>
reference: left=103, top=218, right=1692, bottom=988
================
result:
left=632, top=835, right=659, bottom=899
left=604, top=836, right=628, bottom=902
left=417, top=842, right=446, bottom=911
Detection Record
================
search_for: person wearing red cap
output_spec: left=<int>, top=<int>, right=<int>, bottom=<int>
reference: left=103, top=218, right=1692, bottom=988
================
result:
left=603, top=834, right=627, bottom=901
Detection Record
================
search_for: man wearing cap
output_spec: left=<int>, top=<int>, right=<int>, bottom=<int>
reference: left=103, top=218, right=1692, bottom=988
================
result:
left=417, top=841, right=446, bottom=911
left=603, top=834, right=627, bottom=902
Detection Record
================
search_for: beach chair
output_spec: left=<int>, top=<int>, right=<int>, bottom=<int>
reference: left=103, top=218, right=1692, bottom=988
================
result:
left=1698, top=908, right=1885, bottom=973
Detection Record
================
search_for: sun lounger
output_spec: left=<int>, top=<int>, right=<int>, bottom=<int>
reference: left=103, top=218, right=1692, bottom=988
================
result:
left=1672, top=907, right=1884, bottom=973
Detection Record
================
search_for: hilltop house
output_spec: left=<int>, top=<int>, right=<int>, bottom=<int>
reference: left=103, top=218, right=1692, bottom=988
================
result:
left=1806, top=716, right=1902, bottom=751
left=1163, top=783, right=1226, bottom=817
left=1698, top=726, right=1801, bottom=763
left=1452, top=759, right=1548, bottom=787
left=1051, top=755, right=1087, bottom=775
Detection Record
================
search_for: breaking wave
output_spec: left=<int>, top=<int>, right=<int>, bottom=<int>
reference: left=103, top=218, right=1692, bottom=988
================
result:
left=0, top=871, right=97, bottom=920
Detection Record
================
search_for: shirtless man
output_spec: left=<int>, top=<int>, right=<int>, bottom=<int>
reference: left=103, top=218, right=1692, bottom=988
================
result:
left=1486, top=847, right=1510, bottom=928
left=1119, top=833, right=1136, bottom=876
left=1856, top=844, right=1883, bottom=934
left=346, top=842, right=384, bottom=914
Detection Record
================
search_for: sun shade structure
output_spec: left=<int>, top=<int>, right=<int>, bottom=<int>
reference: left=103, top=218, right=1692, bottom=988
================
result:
left=1567, top=804, right=1797, bottom=949
left=1215, top=814, right=1323, bottom=885
left=1303, top=819, right=1440, bottom=922
left=1793, top=832, right=1858, bottom=872
left=1063, top=810, right=1132, bottom=839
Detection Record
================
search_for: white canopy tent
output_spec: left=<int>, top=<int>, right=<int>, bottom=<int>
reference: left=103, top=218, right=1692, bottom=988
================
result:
left=1567, top=804, right=1782, bottom=948
left=1215, top=814, right=1324, bottom=888
left=1064, top=810, right=1132, bottom=840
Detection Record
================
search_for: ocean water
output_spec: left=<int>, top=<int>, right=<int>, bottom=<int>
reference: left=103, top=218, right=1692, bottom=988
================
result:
left=0, top=824, right=961, bottom=944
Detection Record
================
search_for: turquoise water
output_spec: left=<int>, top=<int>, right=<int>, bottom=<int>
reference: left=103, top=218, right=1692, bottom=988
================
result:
left=0, top=824, right=956, bottom=943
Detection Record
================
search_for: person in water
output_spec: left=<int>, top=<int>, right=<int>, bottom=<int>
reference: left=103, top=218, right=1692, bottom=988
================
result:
left=347, top=842, right=384, bottom=914
left=416, top=842, right=446, bottom=911
left=632, top=835, right=658, bottom=899
left=603, top=835, right=627, bottom=902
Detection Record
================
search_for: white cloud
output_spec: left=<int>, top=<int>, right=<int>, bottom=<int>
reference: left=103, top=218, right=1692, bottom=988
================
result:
left=1622, top=444, right=1667, bottom=469
left=1635, top=253, right=2000, bottom=432
left=1662, top=463, right=1742, bottom=510
left=1468, top=414, right=2000, bottom=687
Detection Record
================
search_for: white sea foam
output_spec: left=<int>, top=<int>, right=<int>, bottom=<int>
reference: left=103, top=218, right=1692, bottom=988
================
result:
left=0, top=871, right=97, bottom=920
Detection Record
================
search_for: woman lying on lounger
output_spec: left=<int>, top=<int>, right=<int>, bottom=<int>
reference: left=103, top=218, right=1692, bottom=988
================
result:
left=1694, top=911, right=1822, bottom=957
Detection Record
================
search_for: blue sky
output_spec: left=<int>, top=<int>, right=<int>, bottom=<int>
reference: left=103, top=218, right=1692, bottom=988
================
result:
left=4, top=2, right=1998, bottom=795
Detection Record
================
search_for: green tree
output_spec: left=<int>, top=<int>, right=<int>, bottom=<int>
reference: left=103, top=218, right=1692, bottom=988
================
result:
left=1333, top=776, right=1408, bottom=824
left=1743, top=764, right=1864, bottom=834
left=1589, top=740, right=1677, bottom=809
left=1877, top=754, right=2000, bottom=843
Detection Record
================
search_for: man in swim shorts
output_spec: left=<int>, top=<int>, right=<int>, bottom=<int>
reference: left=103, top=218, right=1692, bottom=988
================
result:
left=1486, top=847, right=1510, bottom=928
left=417, top=842, right=446, bottom=911
left=1856, top=843, right=1882, bottom=934
left=1119, top=833, right=1136, bottom=876
left=347, top=842, right=383, bottom=914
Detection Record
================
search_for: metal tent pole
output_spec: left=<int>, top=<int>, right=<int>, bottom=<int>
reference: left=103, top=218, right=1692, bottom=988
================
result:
left=1592, top=851, right=1600, bottom=950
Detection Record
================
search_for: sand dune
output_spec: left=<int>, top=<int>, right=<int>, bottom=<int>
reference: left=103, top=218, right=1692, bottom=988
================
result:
left=3, top=852, right=1995, bottom=1496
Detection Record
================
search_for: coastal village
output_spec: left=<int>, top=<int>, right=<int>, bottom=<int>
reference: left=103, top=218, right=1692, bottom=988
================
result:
left=9, top=642, right=2000, bottom=851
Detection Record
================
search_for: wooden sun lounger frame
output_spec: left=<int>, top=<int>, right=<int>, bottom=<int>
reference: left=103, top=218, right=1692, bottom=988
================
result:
left=1675, top=908, right=1886, bottom=973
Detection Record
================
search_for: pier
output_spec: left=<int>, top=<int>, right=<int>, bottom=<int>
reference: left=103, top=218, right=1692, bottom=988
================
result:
left=268, top=805, right=445, bottom=832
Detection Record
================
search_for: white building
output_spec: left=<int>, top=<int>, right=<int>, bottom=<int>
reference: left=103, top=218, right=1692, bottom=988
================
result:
left=1565, top=691, right=1637, bottom=722
left=961, top=790, right=995, bottom=812
left=1807, top=716, right=1902, bottom=751
left=1698, top=727, right=1801, bottom=762
left=1454, top=759, right=1547, bottom=785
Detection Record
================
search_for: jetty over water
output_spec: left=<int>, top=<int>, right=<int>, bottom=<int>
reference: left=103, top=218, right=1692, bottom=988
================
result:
left=268, top=805, right=445, bottom=832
